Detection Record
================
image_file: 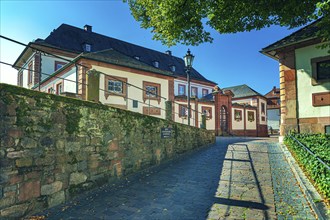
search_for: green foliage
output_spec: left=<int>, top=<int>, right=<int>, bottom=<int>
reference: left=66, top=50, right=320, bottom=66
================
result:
left=64, top=106, right=82, bottom=135
left=125, top=0, right=330, bottom=47
left=284, top=132, right=330, bottom=200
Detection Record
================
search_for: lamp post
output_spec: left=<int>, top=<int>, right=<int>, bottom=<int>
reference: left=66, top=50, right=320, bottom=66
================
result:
left=184, top=49, right=194, bottom=126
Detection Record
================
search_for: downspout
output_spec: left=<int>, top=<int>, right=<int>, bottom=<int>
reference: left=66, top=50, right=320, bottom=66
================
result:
left=75, top=64, right=78, bottom=95
left=294, top=54, right=300, bottom=133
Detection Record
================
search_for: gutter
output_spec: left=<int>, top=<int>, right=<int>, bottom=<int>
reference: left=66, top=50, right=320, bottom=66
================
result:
left=260, top=36, right=320, bottom=60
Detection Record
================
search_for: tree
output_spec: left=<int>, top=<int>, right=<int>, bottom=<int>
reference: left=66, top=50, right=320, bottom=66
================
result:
left=124, top=0, right=330, bottom=47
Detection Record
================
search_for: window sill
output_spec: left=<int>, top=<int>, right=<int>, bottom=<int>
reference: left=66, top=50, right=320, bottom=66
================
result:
left=104, top=91, right=126, bottom=99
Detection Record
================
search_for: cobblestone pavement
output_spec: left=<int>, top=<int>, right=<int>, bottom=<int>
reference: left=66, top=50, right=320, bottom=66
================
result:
left=267, top=143, right=316, bottom=220
left=34, top=137, right=316, bottom=219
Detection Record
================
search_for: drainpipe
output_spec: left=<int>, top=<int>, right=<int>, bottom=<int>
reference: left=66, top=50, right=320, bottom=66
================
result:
left=294, top=61, right=300, bottom=133
left=75, top=64, right=78, bottom=95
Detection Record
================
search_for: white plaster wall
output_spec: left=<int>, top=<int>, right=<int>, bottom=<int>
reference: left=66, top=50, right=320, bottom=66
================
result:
left=295, top=42, right=330, bottom=118
left=232, top=107, right=244, bottom=130
left=41, top=55, right=73, bottom=81
left=174, top=79, right=214, bottom=98
left=63, top=70, right=77, bottom=93
left=173, top=101, right=197, bottom=126
left=198, top=103, right=215, bottom=130
left=18, top=53, right=35, bottom=88
left=246, top=110, right=257, bottom=130
left=96, top=66, right=169, bottom=119
left=40, top=68, right=76, bottom=94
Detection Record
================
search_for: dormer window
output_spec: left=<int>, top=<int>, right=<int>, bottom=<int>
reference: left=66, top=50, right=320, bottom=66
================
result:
left=134, top=56, right=140, bottom=60
left=170, top=65, right=176, bottom=72
left=83, top=43, right=91, bottom=52
left=153, top=61, right=159, bottom=68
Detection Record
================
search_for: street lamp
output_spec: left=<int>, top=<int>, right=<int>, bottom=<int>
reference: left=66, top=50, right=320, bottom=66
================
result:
left=184, top=49, right=194, bottom=126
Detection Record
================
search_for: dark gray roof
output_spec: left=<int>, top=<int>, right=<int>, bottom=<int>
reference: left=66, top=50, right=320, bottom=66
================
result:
left=81, top=49, right=173, bottom=77
left=34, top=24, right=215, bottom=84
left=223, top=84, right=264, bottom=99
left=232, top=103, right=256, bottom=108
left=199, top=93, right=214, bottom=102
left=261, top=19, right=321, bottom=59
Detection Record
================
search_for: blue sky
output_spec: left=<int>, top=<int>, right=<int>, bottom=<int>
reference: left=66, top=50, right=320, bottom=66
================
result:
left=0, top=1, right=299, bottom=95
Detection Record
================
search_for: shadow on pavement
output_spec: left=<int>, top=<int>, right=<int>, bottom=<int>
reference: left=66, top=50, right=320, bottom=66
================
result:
left=33, top=137, right=273, bottom=219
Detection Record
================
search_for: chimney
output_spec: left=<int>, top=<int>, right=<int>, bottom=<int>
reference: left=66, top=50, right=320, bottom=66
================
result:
left=84, top=25, right=92, bottom=32
left=165, top=50, right=172, bottom=56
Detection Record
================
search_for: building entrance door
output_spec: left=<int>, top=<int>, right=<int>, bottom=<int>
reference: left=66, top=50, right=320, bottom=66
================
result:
left=220, top=105, right=228, bottom=134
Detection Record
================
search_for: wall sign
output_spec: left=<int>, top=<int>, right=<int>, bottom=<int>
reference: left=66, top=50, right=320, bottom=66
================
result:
left=161, top=128, right=172, bottom=139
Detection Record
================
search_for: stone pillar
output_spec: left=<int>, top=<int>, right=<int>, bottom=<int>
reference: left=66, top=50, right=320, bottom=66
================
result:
left=279, top=51, right=298, bottom=137
left=214, top=92, right=220, bottom=136
left=86, top=69, right=100, bottom=102
left=165, top=101, right=173, bottom=121
left=33, top=52, right=41, bottom=86
left=194, top=99, right=198, bottom=127
left=167, top=79, right=175, bottom=121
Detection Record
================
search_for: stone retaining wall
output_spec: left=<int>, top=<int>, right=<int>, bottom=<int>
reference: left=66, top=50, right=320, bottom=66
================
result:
left=0, top=83, right=215, bottom=218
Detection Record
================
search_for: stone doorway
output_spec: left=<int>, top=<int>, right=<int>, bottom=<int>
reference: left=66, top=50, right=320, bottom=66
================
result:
left=220, top=105, right=228, bottom=135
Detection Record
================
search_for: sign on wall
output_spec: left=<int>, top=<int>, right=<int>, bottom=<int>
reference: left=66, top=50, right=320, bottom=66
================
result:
left=161, top=128, right=172, bottom=139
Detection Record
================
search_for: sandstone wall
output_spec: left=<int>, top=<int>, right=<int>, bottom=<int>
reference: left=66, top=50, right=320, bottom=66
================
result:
left=0, top=83, right=215, bottom=218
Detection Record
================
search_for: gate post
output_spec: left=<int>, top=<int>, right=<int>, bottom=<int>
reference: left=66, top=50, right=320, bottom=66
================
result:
left=86, top=69, right=100, bottom=102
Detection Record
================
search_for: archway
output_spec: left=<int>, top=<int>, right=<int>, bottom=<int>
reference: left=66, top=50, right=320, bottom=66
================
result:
left=220, top=105, right=228, bottom=135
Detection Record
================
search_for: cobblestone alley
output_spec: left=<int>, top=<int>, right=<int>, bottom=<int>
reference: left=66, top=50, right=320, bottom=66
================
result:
left=33, top=137, right=316, bottom=219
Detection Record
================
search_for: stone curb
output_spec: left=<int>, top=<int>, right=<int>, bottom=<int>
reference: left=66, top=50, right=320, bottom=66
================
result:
left=279, top=143, right=329, bottom=220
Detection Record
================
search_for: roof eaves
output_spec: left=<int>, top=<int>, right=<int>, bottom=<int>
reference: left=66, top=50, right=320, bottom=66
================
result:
left=80, top=53, right=175, bottom=78
left=13, top=42, right=34, bottom=68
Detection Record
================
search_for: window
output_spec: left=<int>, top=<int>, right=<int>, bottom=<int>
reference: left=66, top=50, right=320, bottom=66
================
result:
left=134, top=56, right=140, bottom=60
left=325, top=125, right=330, bottom=134
left=179, top=104, right=191, bottom=118
left=48, top=87, right=54, bottom=94
left=234, top=109, right=242, bottom=121
left=104, top=75, right=127, bottom=99
left=83, top=43, right=91, bottom=52
left=143, top=81, right=161, bottom=103
left=56, top=83, right=63, bottom=95
left=202, top=89, right=208, bottom=97
left=317, top=60, right=330, bottom=79
left=261, top=103, right=265, bottom=114
left=146, top=85, right=158, bottom=98
left=153, top=61, right=159, bottom=68
left=311, top=55, right=330, bottom=85
left=191, top=87, right=198, bottom=97
left=28, top=62, right=33, bottom=85
left=133, top=100, right=138, bottom=108
left=108, top=80, right=123, bottom=94
left=178, top=84, right=186, bottom=96
left=54, top=61, right=67, bottom=71
left=247, top=111, right=255, bottom=122
left=202, top=106, right=212, bottom=119
left=170, top=65, right=176, bottom=72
